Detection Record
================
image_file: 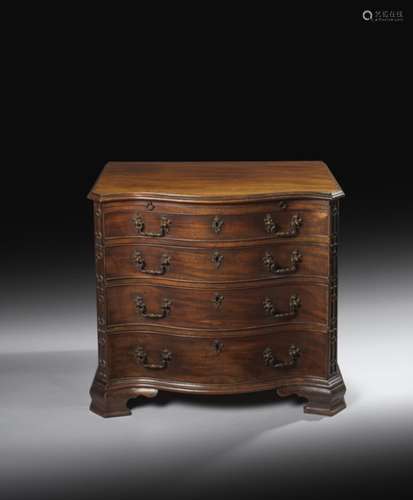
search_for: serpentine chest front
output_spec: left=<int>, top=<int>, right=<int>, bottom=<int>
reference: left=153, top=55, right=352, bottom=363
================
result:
left=88, top=161, right=346, bottom=417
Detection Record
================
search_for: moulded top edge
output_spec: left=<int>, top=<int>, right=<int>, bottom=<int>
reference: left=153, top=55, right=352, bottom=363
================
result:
left=87, top=190, right=345, bottom=204
left=87, top=161, right=345, bottom=203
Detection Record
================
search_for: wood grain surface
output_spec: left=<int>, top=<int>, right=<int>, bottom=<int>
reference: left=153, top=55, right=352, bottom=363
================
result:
left=105, top=242, right=329, bottom=283
left=102, top=202, right=329, bottom=241
left=88, top=161, right=344, bottom=202
left=108, top=330, right=327, bottom=383
left=105, top=282, right=328, bottom=331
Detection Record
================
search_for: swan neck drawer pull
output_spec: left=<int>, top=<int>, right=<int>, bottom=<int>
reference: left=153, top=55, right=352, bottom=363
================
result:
left=132, top=251, right=171, bottom=275
left=131, top=346, right=172, bottom=369
left=264, top=213, right=303, bottom=237
left=263, top=249, right=302, bottom=274
left=263, top=294, right=301, bottom=319
left=263, top=345, right=301, bottom=369
left=133, top=214, right=171, bottom=237
left=134, top=296, right=172, bottom=319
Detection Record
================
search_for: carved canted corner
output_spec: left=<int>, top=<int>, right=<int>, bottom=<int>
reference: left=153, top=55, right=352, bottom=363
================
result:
left=94, top=202, right=108, bottom=384
left=328, top=199, right=339, bottom=377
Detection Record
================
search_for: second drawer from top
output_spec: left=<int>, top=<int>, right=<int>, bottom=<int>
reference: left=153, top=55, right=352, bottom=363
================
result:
left=104, top=242, right=329, bottom=282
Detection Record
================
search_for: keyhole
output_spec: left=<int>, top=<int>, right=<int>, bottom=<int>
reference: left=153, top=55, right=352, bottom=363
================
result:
left=212, top=293, right=224, bottom=309
left=212, top=251, right=224, bottom=269
left=213, top=340, right=224, bottom=353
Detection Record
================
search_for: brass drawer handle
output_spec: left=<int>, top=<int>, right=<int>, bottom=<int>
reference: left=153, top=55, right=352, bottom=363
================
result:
left=133, top=214, right=171, bottom=237
left=132, top=251, right=171, bottom=275
left=264, top=213, right=303, bottom=237
left=263, top=345, right=300, bottom=369
left=134, top=296, right=172, bottom=319
left=263, top=249, right=302, bottom=275
left=132, top=346, right=172, bottom=369
left=263, top=294, right=300, bottom=319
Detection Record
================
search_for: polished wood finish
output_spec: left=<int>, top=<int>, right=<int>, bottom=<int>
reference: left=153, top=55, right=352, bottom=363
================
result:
left=88, top=161, right=344, bottom=202
left=105, top=242, right=329, bottom=283
left=89, top=161, right=346, bottom=418
left=105, top=282, right=328, bottom=330
left=109, top=330, right=327, bottom=382
left=102, top=200, right=329, bottom=241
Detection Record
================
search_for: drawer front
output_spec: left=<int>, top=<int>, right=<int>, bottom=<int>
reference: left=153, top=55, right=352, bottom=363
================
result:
left=105, top=282, right=327, bottom=331
left=105, top=243, right=329, bottom=282
left=109, top=330, right=327, bottom=383
left=102, top=202, right=329, bottom=241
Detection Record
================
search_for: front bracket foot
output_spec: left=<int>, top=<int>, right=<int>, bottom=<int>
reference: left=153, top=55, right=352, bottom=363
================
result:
left=276, top=371, right=347, bottom=417
left=90, top=384, right=158, bottom=418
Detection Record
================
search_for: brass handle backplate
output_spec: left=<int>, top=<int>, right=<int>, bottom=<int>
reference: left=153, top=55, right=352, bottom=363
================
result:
left=263, top=345, right=301, bottom=369
left=132, top=251, right=171, bottom=275
left=264, top=213, right=303, bottom=237
left=133, top=214, right=171, bottom=237
left=131, top=346, right=172, bottom=369
left=263, top=294, right=301, bottom=319
left=135, top=296, right=172, bottom=319
left=263, top=249, right=302, bottom=275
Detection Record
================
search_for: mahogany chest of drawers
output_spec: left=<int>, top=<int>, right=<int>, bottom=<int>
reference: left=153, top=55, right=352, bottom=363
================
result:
left=88, top=161, right=346, bottom=417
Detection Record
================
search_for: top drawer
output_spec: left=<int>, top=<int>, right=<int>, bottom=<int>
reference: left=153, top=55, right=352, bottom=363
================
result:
left=101, top=200, right=329, bottom=242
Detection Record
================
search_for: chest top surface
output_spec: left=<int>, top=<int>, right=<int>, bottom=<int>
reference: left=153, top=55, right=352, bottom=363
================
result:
left=88, top=161, right=344, bottom=202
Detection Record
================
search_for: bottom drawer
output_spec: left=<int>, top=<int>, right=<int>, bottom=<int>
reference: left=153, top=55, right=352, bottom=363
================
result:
left=108, top=331, right=327, bottom=385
